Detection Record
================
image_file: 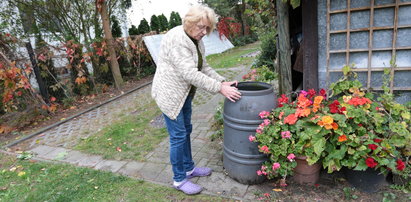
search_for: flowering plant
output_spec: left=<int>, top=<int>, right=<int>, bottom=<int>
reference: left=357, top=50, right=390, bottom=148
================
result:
left=251, top=66, right=411, bottom=183
left=251, top=87, right=330, bottom=182
left=323, top=67, right=411, bottom=176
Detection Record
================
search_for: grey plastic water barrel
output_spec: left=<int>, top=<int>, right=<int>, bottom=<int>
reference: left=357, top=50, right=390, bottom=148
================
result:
left=223, top=81, right=277, bottom=184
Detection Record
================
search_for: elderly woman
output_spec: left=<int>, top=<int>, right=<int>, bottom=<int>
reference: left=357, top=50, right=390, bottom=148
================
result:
left=151, top=5, right=241, bottom=195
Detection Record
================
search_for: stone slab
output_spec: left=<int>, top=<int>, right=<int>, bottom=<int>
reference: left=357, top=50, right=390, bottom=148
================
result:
left=154, top=164, right=174, bottom=184
left=77, top=155, right=103, bottom=168
left=61, top=150, right=87, bottom=164
left=95, top=160, right=127, bottom=172
left=138, top=162, right=167, bottom=181
left=30, top=145, right=58, bottom=158
left=42, top=147, right=70, bottom=160
left=118, top=161, right=145, bottom=178
left=198, top=172, right=249, bottom=199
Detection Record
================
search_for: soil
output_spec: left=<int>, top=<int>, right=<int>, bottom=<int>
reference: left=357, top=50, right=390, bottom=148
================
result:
left=0, top=75, right=153, bottom=147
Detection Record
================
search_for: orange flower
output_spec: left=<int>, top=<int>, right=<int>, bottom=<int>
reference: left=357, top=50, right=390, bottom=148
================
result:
left=318, top=116, right=336, bottom=130
left=297, top=94, right=311, bottom=108
left=321, top=116, right=333, bottom=125
left=314, top=96, right=323, bottom=104
left=332, top=122, right=338, bottom=130
left=338, top=135, right=347, bottom=142
left=295, top=108, right=311, bottom=117
left=284, top=114, right=298, bottom=125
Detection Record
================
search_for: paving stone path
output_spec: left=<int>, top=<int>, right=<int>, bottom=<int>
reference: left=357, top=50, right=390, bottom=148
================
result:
left=9, top=64, right=274, bottom=200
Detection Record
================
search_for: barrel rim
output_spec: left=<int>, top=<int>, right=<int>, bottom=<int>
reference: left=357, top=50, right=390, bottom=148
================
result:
left=236, top=81, right=273, bottom=96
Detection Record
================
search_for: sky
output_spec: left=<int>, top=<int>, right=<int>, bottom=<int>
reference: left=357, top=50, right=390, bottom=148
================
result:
left=126, top=0, right=199, bottom=27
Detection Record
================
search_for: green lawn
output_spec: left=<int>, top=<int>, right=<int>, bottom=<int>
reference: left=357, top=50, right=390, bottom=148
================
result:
left=75, top=99, right=167, bottom=161
left=206, top=41, right=260, bottom=68
left=0, top=153, right=228, bottom=201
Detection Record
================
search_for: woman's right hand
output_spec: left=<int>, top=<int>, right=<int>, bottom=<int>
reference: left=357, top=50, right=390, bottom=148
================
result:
left=220, top=81, right=241, bottom=102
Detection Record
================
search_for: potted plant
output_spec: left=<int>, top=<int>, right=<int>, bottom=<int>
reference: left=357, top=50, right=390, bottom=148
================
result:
left=250, top=86, right=332, bottom=185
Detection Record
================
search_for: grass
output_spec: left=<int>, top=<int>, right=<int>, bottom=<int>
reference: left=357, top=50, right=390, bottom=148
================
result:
left=206, top=41, right=260, bottom=68
left=0, top=153, right=228, bottom=201
left=75, top=99, right=167, bottom=161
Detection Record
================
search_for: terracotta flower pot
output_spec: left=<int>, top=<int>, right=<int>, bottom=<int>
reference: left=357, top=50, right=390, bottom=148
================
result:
left=292, top=156, right=321, bottom=185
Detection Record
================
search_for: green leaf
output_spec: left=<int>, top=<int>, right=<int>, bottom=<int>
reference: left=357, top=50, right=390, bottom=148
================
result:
left=353, top=159, right=368, bottom=171
left=342, top=65, right=351, bottom=75
left=313, top=137, right=326, bottom=156
left=402, top=111, right=410, bottom=120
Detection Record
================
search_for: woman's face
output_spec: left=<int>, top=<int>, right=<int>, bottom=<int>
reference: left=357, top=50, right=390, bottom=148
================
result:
left=187, top=17, right=210, bottom=41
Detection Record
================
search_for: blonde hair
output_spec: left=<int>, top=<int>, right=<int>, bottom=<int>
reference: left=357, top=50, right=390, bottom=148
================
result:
left=183, top=4, right=218, bottom=35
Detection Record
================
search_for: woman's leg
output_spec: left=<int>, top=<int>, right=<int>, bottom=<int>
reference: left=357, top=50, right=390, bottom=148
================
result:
left=164, top=111, right=188, bottom=182
left=163, top=97, right=194, bottom=182
left=181, top=96, right=195, bottom=173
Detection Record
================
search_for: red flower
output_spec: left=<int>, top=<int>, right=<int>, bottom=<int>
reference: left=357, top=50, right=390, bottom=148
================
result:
left=396, top=159, right=406, bottom=171
left=308, top=89, right=316, bottom=98
left=319, top=89, right=327, bottom=98
left=365, top=157, right=378, bottom=168
left=358, top=123, right=363, bottom=127
left=368, top=144, right=378, bottom=150
left=373, top=138, right=382, bottom=143
left=284, top=114, right=298, bottom=125
left=278, top=94, right=289, bottom=107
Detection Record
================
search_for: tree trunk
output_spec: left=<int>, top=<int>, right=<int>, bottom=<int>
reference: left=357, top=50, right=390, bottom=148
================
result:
left=276, top=0, right=293, bottom=95
left=240, top=0, right=246, bottom=36
left=26, top=42, right=49, bottom=103
left=99, top=0, right=123, bottom=89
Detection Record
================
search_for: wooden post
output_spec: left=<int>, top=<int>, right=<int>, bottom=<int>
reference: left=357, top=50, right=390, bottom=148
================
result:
left=276, top=0, right=293, bottom=95
left=302, top=0, right=319, bottom=90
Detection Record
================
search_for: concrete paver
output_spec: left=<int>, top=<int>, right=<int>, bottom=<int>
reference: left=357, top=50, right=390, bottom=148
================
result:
left=94, top=160, right=127, bottom=172
left=118, top=161, right=145, bottom=178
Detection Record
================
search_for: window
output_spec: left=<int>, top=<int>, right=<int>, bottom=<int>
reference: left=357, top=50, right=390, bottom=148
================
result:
left=319, top=0, right=411, bottom=103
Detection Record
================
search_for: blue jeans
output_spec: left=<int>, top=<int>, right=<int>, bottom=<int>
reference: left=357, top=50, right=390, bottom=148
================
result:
left=163, top=96, right=195, bottom=182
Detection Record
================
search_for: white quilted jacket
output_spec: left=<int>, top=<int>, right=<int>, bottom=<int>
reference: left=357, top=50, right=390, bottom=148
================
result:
left=151, top=26, right=226, bottom=120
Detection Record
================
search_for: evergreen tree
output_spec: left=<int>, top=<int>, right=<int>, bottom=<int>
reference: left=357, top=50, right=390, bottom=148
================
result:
left=158, top=13, right=169, bottom=32
left=169, top=11, right=182, bottom=29
left=150, top=15, right=160, bottom=33
left=111, top=15, right=122, bottom=37
left=128, top=25, right=139, bottom=35
left=175, top=12, right=182, bottom=25
left=137, top=18, right=150, bottom=34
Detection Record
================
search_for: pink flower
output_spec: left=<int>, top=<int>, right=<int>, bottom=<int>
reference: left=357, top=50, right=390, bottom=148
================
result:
left=257, top=170, right=262, bottom=176
left=256, top=128, right=263, bottom=134
left=272, top=162, right=280, bottom=170
left=278, top=111, right=284, bottom=119
left=287, top=153, right=296, bottom=161
left=259, top=111, right=270, bottom=119
left=260, top=145, right=269, bottom=153
left=300, top=90, right=308, bottom=96
left=281, top=131, right=291, bottom=139
left=263, top=119, right=270, bottom=126
left=37, top=54, right=46, bottom=62
left=248, top=135, right=256, bottom=142
left=263, top=193, right=270, bottom=197
left=261, top=165, right=267, bottom=171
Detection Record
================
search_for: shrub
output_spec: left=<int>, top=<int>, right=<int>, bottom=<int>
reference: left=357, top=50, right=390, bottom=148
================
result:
left=253, top=29, right=277, bottom=72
